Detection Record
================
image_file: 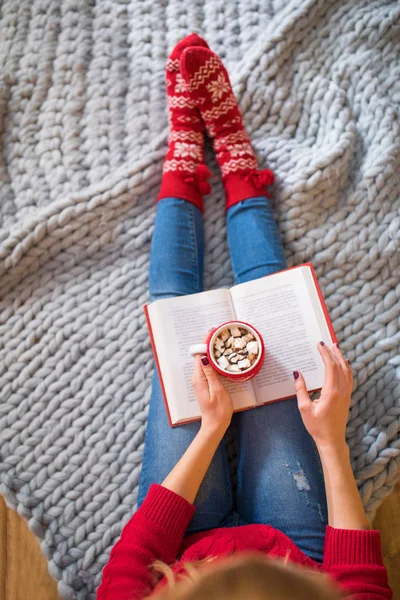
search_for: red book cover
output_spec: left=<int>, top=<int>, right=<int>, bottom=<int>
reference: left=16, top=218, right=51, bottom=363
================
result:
left=144, top=303, right=175, bottom=427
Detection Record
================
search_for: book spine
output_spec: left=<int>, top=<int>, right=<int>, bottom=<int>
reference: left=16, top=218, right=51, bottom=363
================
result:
left=143, top=305, right=174, bottom=427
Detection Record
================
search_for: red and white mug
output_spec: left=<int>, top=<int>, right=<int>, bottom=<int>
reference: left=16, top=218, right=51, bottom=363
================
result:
left=189, top=320, right=265, bottom=382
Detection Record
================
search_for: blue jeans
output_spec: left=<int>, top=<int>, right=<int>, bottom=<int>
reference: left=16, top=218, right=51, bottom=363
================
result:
left=138, top=197, right=328, bottom=563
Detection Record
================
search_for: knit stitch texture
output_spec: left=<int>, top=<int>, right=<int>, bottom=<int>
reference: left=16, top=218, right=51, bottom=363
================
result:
left=0, top=1, right=399, bottom=599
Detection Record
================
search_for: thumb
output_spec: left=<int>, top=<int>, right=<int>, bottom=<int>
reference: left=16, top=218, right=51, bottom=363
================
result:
left=293, top=371, right=312, bottom=412
left=200, top=356, right=222, bottom=390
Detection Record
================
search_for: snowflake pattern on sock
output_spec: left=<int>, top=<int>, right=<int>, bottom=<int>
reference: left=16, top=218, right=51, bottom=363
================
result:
left=158, top=34, right=211, bottom=209
left=207, top=73, right=230, bottom=102
left=180, top=46, right=274, bottom=208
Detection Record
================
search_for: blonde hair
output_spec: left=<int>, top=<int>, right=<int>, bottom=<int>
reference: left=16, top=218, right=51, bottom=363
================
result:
left=149, top=553, right=344, bottom=600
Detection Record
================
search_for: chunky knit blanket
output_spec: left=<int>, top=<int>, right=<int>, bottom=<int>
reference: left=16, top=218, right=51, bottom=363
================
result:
left=0, top=0, right=399, bottom=598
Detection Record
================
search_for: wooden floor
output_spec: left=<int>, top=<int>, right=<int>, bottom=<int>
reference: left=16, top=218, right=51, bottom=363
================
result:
left=1, top=483, right=399, bottom=600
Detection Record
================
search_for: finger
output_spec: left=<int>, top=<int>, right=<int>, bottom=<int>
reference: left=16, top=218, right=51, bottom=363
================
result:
left=329, top=344, right=342, bottom=369
left=331, top=344, right=353, bottom=394
left=346, top=359, right=354, bottom=392
left=200, top=355, right=224, bottom=391
left=192, top=354, right=208, bottom=387
left=318, top=341, right=338, bottom=389
left=293, top=370, right=312, bottom=412
left=332, top=343, right=351, bottom=379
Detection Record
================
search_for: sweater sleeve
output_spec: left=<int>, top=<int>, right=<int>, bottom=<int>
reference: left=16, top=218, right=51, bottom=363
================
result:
left=322, top=526, right=392, bottom=599
left=96, top=484, right=196, bottom=600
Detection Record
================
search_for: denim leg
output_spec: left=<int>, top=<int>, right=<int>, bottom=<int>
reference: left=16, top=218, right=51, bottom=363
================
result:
left=227, top=197, right=328, bottom=562
left=138, top=198, right=233, bottom=533
left=226, top=197, right=287, bottom=284
left=147, top=198, right=204, bottom=298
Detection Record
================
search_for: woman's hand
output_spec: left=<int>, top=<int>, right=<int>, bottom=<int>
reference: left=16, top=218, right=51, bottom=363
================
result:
left=293, top=342, right=353, bottom=450
left=192, top=347, right=233, bottom=434
left=295, top=343, right=371, bottom=530
left=161, top=347, right=233, bottom=504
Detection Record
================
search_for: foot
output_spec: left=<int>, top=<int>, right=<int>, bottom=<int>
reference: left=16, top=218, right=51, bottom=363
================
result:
left=180, top=46, right=274, bottom=209
left=158, top=34, right=211, bottom=211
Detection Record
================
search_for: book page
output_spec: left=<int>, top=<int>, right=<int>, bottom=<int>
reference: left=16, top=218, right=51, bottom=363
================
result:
left=230, top=266, right=334, bottom=404
left=302, top=267, right=334, bottom=343
left=147, top=289, right=256, bottom=424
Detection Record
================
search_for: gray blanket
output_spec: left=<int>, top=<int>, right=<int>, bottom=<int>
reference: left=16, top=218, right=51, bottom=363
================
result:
left=0, top=0, right=399, bottom=598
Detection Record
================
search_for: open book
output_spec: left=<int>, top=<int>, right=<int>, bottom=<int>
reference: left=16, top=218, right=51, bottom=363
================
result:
left=144, top=264, right=336, bottom=426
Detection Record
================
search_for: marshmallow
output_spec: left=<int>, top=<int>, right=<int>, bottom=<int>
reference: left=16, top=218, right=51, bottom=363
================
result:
left=230, top=326, right=241, bottom=337
left=238, top=358, right=251, bottom=369
left=226, top=336, right=234, bottom=347
left=227, top=364, right=240, bottom=372
left=215, top=336, right=224, bottom=349
left=233, top=337, right=247, bottom=351
left=228, top=352, right=240, bottom=363
left=246, top=341, right=258, bottom=355
left=217, top=355, right=229, bottom=369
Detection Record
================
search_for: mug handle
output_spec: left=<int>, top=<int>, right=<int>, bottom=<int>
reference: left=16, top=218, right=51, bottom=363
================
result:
left=188, top=343, right=208, bottom=356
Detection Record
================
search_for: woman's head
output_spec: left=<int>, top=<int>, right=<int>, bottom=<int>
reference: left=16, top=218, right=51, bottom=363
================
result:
left=151, top=553, right=343, bottom=600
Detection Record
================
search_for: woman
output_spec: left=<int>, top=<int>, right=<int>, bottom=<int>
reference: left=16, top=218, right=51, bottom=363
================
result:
left=97, top=35, right=392, bottom=600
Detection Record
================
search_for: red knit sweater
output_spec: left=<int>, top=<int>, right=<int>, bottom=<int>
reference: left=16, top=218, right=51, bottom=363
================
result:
left=96, top=484, right=392, bottom=600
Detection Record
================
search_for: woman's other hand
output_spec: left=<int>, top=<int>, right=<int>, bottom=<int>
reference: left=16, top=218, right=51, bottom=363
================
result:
left=192, top=344, right=233, bottom=434
left=293, top=342, right=353, bottom=450
left=161, top=338, right=234, bottom=505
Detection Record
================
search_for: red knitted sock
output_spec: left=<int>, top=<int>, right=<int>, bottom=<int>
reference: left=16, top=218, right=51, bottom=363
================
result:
left=180, top=47, right=274, bottom=210
left=157, top=34, right=211, bottom=212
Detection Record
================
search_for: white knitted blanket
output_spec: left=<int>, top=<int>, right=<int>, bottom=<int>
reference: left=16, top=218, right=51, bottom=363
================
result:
left=0, top=0, right=399, bottom=597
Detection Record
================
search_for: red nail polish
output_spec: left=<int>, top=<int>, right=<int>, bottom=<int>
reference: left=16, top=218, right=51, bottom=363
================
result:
left=320, top=341, right=325, bottom=346
left=201, top=356, right=209, bottom=366
left=293, top=370, right=299, bottom=380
